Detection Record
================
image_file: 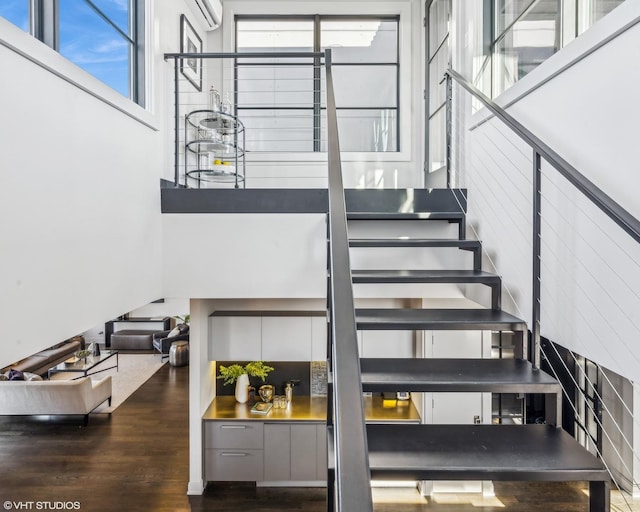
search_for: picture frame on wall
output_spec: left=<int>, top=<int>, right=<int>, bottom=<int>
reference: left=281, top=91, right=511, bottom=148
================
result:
left=180, top=14, right=202, bottom=91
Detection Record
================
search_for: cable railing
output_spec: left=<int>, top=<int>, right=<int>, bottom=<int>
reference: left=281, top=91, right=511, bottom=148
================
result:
left=445, top=67, right=640, bottom=507
left=445, top=67, right=640, bottom=370
left=163, top=51, right=327, bottom=188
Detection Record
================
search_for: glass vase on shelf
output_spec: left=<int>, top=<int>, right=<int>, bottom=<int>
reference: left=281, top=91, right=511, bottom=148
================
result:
left=208, top=84, right=221, bottom=113
left=222, top=92, right=232, bottom=114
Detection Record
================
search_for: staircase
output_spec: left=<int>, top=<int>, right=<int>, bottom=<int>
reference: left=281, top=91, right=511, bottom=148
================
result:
left=327, top=188, right=610, bottom=511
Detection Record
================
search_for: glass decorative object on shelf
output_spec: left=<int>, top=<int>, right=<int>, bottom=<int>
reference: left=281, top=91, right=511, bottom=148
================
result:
left=222, top=92, right=232, bottom=114
left=209, top=84, right=221, bottom=112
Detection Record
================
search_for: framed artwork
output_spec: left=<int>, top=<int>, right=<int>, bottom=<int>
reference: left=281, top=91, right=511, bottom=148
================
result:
left=180, top=14, right=202, bottom=91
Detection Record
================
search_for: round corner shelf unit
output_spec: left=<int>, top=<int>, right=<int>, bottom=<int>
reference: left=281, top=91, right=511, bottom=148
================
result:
left=184, top=109, right=246, bottom=189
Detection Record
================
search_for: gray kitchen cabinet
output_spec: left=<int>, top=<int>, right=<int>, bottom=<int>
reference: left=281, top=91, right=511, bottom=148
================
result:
left=316, top=424, right=327, bottom=481
left=260, top=422, right=326, bottom=484
left=261, top=316, right=312, bottom=361
left=204, top=421, right=264, bottom=481
left=209, top=315, right=261, bottom=360
left=263, top=423, right=291, bottom=481
left=290, top=424, right=318, bottom=481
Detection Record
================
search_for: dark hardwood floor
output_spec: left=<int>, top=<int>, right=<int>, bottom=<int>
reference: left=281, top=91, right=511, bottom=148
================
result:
left=0, top=365, right=619, bottom=512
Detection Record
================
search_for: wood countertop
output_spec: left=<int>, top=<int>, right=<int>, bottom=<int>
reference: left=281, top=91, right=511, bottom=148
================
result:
left=202, top=395, right=421, bottom=423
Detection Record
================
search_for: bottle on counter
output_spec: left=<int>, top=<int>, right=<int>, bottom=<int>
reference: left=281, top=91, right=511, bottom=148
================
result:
left=285, top=382, right=293, bottom=404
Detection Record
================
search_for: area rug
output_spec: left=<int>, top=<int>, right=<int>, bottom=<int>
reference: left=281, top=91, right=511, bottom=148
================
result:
left=49, top=354, right=166, bottom=413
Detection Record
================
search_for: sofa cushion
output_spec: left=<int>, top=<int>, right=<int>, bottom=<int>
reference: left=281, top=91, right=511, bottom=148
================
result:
left=38, top=340, right=83, bottom=364
left=168, top=326, right=182, bottom=338
left=8, top=369, right=25, bottom=381
left=111, top=330, right=156, bottom=350
left=11, top=355, right=49, bottom=374
left=0, top=376, right=112, bottom=416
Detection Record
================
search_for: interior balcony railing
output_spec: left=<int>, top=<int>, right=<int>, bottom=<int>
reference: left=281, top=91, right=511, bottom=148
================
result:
left=163, top=50, right=328, bottom=189
left=444, top=67, right=640, bottom=506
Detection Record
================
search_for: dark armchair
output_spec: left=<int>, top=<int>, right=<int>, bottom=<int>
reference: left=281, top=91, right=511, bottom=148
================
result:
left=152, top=324, right=189, bottom=359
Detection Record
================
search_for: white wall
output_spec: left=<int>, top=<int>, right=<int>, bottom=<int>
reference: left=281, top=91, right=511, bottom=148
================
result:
left=453, top=1, right=640, bottom=382
left=0, top=1, right=210, bottom=368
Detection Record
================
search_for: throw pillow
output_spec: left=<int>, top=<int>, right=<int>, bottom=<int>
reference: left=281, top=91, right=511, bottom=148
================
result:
left=24, top=372, right=43, bottom=381
left=168, top=326, right=182, bottom=338
left=8, top=369, right=25, bottom=381
left=0, top=373, right=8, bottom=381
left=178, top=323, right=189, bottom=333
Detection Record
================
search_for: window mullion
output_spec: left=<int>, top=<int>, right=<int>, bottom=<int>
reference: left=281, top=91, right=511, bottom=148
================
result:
left=85, top=0, right=134, bottom=44
left=32, top=0, right=58, bottom=49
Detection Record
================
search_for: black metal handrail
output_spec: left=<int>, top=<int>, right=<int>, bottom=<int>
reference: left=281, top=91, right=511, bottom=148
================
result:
left=325, top=48, right=373, bottom=512
left=445, top=67, right=640, bottom=371
left=445, top=68, right=640, bottom=245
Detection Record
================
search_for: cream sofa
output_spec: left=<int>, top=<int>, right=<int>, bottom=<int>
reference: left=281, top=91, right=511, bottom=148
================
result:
left=0, top=376, right=112, bottom=426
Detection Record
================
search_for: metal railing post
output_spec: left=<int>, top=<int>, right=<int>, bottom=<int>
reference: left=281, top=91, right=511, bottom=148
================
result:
left=532, top=151, right=542, bottom=370
left=173, top=56, right=180, bottom=187
left=445, top=72, right=453, bottom=188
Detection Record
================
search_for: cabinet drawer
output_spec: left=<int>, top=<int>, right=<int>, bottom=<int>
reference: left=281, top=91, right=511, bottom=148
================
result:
left=204, top=422, right=264, bottom=449
left=205, top=449, right=264, bottom=481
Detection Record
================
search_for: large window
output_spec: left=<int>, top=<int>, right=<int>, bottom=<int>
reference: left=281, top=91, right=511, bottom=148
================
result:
left=0, top=0, right=145, bottom=105
left=490, top=0, right=624, bottom=97
left=235, top=16, right=399, bottom=153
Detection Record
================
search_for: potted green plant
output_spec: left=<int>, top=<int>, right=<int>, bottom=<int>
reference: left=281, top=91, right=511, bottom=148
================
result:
left=174, top=314, right=190, bottom=325
left=218, top=361, right=274, bottom=403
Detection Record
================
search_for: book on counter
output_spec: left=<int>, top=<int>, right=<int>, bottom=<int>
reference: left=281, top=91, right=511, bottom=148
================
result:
left=250, top=402, right=273, bottom=415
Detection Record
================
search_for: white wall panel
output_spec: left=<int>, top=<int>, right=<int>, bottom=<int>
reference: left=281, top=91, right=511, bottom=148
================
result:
left=455, top=1, right=640, bottom=382
left=162, top=214, right=327, bottom=298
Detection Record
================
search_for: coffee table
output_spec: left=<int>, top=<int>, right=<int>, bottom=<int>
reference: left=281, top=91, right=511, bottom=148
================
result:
left=48, top=350, right=119, bottom=380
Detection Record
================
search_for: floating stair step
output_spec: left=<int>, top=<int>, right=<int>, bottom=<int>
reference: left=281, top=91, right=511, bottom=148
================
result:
left=356, top=308, right=526, bottom=332
left=352, top=269, right=501, bottom=308
left=365, top=424, right=608, bottom=483
left=344, top=188, right=466, bottom=216
left=360, top=358, right=559, bottom=393
left=351, top=269, right=497, bottom=285
left=347, top=212, right=466, bottom=240
left=348, top=238, right=480, bottom=249
left=347, top=212, right=464, bottom=221
left=349, top=239, right=481, bottom=270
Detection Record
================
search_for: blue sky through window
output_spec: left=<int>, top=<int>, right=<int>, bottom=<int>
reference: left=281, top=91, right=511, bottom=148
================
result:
left=59, top=0, right=131, bottom=98
left=0, top=0, right=132, bottom=99
left=0, top=1, right=29, bottom=32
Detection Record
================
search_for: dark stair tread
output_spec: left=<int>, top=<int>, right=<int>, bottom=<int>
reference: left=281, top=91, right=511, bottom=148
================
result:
left=348, top=238, right=480, bottom=248
left=360, top=358, right=559, bottom=393
left=352, top=269, right=498, bottom=284
left=364, top=424, right=608, bottom=481
left=344, top=189, right=467, bottom=214
left=347, top=212, right=464, bottom=220
left=356, top=308, right=526, bottom=331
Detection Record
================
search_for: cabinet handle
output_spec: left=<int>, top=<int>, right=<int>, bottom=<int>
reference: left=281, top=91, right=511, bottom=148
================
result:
left=220, top=425, right=247, bottom=430
left=220, top=452, right=249, bottom=457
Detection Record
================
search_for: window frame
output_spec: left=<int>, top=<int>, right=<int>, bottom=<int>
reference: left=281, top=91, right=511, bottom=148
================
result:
left=2, top=0, right=145, bottom=106
left=233, top=14, right=401, bottom=154
left=224, top=0, right=416, bottom=162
